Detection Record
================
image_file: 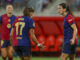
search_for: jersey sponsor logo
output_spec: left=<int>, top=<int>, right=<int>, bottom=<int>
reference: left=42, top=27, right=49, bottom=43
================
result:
left=18, top=18, right=24, bottom=20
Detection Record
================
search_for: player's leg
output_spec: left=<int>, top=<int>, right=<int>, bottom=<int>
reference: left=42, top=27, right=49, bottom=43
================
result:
left=13, top=46, right=23, bottom=60
left=69, top=45, right=76, bottom=60
left=22, top=55, right=32, bottom=60
left=69, top=54, right=75, bottom=60
left=61, top=53, right=69, bottom=60
left=7, top=40, right=14, bottom=60
left=23, top=56, right=31, bottom=60
left=1, top=48, right=7, bottom=60
left=30, top=56, right=32, bottom=60
left=7, top=46, right=14, bottom=60
left=1, top=40, right=8, bottom=60
left=22, top=46, right=32, bottom=60
left=20, top=56, right=24, bottom=60
left=62, top=43, right=72, bottom=60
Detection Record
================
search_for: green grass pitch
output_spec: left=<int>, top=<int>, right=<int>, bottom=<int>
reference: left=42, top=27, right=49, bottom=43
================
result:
left=0, top=57, right=80, bottom=60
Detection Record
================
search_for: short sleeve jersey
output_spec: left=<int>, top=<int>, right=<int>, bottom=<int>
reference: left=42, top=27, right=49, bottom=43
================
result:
left=12, top=16, right=35, bottom=46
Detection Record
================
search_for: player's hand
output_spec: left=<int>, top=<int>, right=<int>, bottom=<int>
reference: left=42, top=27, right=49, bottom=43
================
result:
left=70, top=39, right=75, bottom=45
left=37, top=44, right=46, bottom=49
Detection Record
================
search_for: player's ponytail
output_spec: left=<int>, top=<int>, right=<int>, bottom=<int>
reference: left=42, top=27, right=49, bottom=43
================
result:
left=68, top=8, right=74, bottom=16
left=59, top=3, right=74, bottom=16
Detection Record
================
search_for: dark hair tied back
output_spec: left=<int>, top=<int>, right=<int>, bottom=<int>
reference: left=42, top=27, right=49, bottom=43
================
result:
left=59, top=3, right=74, bottom=16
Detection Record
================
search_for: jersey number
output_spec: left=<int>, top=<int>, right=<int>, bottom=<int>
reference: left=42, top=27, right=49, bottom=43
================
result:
left=15, top=22, right=25, bottom=35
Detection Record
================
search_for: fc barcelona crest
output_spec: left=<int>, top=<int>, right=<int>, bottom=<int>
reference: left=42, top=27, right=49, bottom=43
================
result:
left=7, top=24, right=11, bottom=29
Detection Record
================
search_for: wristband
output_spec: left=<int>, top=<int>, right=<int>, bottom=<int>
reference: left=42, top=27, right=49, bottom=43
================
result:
left=37, top=44, right=41, bottom=47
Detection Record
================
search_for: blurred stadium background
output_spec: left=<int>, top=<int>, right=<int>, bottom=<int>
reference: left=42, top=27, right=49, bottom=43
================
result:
left=0, top=0, right=80, bottom=60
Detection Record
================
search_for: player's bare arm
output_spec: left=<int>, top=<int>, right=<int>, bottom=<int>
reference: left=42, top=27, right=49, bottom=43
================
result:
left=29, top=28, right=45, bottom=49
left=70, top=24, right=77, bottom=45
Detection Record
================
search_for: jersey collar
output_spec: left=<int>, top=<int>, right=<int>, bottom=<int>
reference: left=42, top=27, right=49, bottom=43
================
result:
left=65, top=13, right=69, bottom=18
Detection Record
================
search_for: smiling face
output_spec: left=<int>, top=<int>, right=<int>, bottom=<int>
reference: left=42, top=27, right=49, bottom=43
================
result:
left=58, top=5, right=66, bottom=15
left=6, top=5, right=13, bottom=14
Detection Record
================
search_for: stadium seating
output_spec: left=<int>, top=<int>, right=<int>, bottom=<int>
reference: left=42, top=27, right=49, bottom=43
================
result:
left=54, top=35, right=63, bottom=52
left=37, top=35, right=47, bottom=51
left=0, top=17, right=80, bottom=53
left=31, top=39, right=39, bottom=52
left=46, top=35, right=55, bottom=52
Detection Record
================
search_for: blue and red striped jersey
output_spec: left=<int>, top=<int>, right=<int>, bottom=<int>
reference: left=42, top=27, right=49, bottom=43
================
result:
left=12, top=16, right=35, bottom=46
left=0, top=14, right=16, bottom=40
left=63, top=13, right=77, bottom=45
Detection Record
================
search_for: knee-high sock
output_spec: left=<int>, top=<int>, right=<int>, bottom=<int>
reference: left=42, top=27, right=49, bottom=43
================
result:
left=8, top=57, right=13, bottom=60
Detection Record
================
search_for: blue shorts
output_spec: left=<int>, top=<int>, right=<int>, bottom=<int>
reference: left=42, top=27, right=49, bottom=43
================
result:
left=1, top=40, right=11, bottom=48
left=13, top=46, right=31, bottom=56
left=62, top=43, right=77, bottom=54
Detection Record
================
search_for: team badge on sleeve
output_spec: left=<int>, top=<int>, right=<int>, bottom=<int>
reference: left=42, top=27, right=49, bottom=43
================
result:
left=68, top=19, right=72, bottom=22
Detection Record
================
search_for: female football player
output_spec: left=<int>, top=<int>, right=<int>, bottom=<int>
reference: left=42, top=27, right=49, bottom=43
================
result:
left=10, top=7, right=45, bottom=60
left=0, top=4, right=16, bottom=60
left=58, top=3, right=78, bottom=60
